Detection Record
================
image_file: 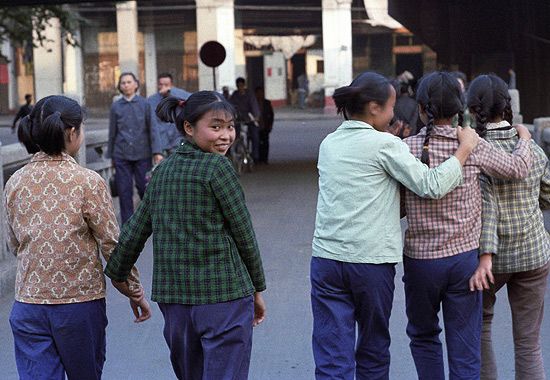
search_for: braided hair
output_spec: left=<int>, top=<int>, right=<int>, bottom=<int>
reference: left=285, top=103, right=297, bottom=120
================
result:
left=467, top=74, right=512, bottom=139
left=416, top=72, right=465, bottom=166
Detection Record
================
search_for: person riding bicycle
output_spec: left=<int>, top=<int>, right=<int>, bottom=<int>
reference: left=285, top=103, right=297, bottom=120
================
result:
left=229, top=77, right=260, bottom=162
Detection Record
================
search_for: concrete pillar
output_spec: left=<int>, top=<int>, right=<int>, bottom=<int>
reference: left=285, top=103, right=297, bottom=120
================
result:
left=33, top=18, right=63, bottom=100
left=322, top=0, right=353, bottom=112
left=196, top=0, right=236, bottom=91
left=144, top=28, right=158, bottom=98
left=234, top=29, right=246, bottom=82
left=116, top=1, right=139, bottom=75
left=63, top=29, right=84, bottom=104
left=2, top=41, right=17, bottom=110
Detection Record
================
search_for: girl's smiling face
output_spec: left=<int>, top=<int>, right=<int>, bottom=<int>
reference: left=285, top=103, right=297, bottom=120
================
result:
left=184, top=110, right=236, bottom=155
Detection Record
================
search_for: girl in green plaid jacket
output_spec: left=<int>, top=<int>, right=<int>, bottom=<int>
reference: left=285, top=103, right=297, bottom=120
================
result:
left=468, top=74, right=550, bottom=380
left=105, top=91, right=267, bottom=380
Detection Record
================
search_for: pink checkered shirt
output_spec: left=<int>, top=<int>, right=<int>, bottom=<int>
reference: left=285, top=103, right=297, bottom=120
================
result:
left=403, top=125, right=532, bottom=259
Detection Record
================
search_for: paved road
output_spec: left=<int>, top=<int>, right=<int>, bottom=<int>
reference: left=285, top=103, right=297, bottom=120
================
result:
left=0, top=117, right=549, bottom=379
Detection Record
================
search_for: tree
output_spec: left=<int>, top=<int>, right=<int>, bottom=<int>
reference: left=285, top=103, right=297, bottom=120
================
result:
left=0, top=5, right=80, bottom=56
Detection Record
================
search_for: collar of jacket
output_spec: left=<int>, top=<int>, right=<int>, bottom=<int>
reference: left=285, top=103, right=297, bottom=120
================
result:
left=416, top=125, right=457, bottom=140
left=31, top=151, right=77, bottom=164
left=337, top=119, right=376, bottom=130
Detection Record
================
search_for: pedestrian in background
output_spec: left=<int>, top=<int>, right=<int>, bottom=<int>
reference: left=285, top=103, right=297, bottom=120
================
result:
left=107, top=72, right=163, bottom=224
left=230, top=77, right=261, bottom=162
left=297, top=73, right=309, bottom=109
left=401, top=72, right=532, bottom=380
left=105, top=91, right=267, bottom=380
left=11, top=94, right=33, bottom=134
left=387, top=81, right=418, bottom=138
left=311, top=71, right=479, bottom=380
left=147, top=72, right=191, bottom=156
left=5, top=95, right=150, bottom=380
left=255, top=86, right=274, bottom=164
left=467, top=74, right=549, bottom=380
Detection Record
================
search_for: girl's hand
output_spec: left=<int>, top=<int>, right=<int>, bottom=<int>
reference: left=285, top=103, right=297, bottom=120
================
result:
left=513, top=124, right=531, bottom=140
left=469, top=254, right=494, bottom=291
left=111, top=279, right=144, bottom=302
left=253, top=292, right=266, bottom=327
left=130, top=298, right=152, bottom=323
left=456, top=126, right=480, bottom=152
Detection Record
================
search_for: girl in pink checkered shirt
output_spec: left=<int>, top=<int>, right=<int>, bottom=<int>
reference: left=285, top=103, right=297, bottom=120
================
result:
left=401, top=71, right=532, bottom=380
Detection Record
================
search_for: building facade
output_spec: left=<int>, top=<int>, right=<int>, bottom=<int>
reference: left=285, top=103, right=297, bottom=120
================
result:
left=2, top=0, right=436, bottom=113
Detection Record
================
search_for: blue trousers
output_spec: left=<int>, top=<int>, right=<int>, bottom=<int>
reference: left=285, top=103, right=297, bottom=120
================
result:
left=158, top=296, right=254, bottom=380
left=247, top=123, right=260, bottom=162
left=310, top=257, right=396, bottom=380
left=113, top=157, right=151, bottom=224
left=403, top=250, right=482, bottom=380
left=9, top=299, right=108, bottom=380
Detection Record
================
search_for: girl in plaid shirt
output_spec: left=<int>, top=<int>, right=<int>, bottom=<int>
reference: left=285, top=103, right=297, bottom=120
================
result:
left=467, top=74, right=550, bottom=380
left=401, top=72, right=532, bottom=380
left=311, top=71, right=480, bottom=380
left=105, top=91, right=266, bottom=380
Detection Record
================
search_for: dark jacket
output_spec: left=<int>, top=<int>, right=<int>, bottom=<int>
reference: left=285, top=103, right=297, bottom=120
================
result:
left=107, top=95, right=162, bottom=160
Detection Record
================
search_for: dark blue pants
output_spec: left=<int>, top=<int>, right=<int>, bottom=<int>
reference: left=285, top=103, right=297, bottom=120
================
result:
left=158, top=296, right=254, bottom=380
left=9, top=299, right=108, bottom=380
left=259, top=129, right=270, bottom=163
left=310, top=257, right=396, bottom=380
left=403, top=250, right=482, bottom=380
left=247, top=123, right=260, bottom=162
left=113, top=157, right=151, bottom=224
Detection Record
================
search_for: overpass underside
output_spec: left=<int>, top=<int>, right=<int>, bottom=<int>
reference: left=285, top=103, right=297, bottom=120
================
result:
left=389, top=0, right=550, bottom=121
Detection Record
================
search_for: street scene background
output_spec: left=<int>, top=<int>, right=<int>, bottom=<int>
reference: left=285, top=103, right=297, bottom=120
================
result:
left=0, top=115, right=549, bottom=379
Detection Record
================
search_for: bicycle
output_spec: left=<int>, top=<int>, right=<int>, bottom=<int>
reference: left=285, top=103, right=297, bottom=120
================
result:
left=229, top=113, right=256, bottom=175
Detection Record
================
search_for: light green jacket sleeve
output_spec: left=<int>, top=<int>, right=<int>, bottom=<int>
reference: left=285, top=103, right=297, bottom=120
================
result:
left=377, top=139, right=463, bottom=199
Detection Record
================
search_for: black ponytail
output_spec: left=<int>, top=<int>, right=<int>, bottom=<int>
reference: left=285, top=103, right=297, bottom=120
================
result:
left=17, top=115, right=40, bottom=154
left=503, top=96, right=513, bottom=125
left=156, top=96, right=185, bottom=133
left=39, top=111, right=66, bottom=155
left=333, top=71, right=392, bottom=120
left=467, top=74, right=512, bottom=139
left=18, top=95, right=83, bottom=155
left=416, top=72, right=465, bottom=166
left=156, top=91, right=236, bottom=136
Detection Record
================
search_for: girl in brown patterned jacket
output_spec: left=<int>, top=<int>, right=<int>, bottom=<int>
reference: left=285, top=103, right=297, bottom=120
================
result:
left=3, top=95, right=150, bottom=380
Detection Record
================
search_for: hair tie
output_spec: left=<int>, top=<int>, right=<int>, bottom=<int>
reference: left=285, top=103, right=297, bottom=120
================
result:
left=178, top=99, right=186, bottom=107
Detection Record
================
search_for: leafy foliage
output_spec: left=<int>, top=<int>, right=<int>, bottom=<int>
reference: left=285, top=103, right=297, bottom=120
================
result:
left=0, top=5, right=80, bottom=50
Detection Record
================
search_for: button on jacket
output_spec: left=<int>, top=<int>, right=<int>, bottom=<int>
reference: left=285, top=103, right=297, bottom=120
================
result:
left=3, top=152, right=141, bottom=304
left=480, top=121, right=550, bottom=273
left=312, top=120, right=464, bottom=265
left=148, top=87, right=191, bottom=152
left=105, top=142, right=266, bottom=304
left=107, top=95, right=162, bottom=160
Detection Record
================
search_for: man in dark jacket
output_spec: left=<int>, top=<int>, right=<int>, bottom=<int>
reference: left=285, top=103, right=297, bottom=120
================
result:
left=255, top=86, right=274, bottom=164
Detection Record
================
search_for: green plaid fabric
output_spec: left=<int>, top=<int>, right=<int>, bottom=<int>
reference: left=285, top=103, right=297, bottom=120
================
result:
left=105, top=142, right=266, bottom=304
left=480, top=126, right=550, bottom=273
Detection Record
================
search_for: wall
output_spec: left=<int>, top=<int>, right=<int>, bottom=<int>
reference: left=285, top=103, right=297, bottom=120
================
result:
left=263, top=52, right=286, bottom=106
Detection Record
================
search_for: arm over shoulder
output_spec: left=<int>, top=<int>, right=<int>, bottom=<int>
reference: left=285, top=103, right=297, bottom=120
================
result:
left=476, top=138, right=532, bottom=180
left=378, top=136, right=463, bottom=199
